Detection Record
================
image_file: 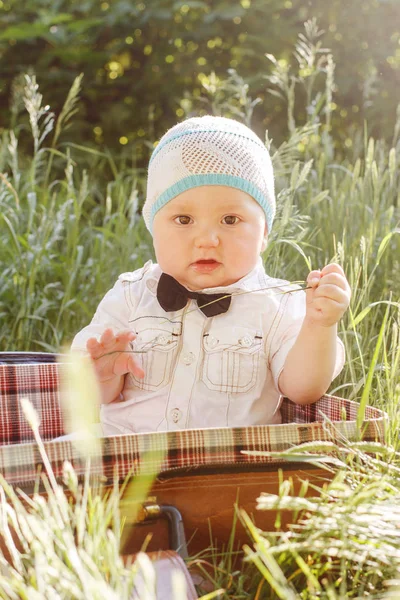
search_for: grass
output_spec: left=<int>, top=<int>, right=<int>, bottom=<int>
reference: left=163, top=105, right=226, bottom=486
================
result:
left=0, top=397, right=193, bottom=600
left=243, top=440, right=400, bottom=599
left=0, top=19, right=399, bottom=599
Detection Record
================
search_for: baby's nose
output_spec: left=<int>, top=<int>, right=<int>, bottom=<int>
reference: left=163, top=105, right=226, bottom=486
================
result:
left=194, top=227, right=219, bottom=247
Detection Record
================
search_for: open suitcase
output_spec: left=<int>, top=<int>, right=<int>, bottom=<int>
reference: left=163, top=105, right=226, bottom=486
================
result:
left=0, top=353, right=388, bottom=596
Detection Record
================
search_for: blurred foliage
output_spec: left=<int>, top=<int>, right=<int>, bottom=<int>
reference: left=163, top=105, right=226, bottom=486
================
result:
left=0, top=0, right=399, bottom=161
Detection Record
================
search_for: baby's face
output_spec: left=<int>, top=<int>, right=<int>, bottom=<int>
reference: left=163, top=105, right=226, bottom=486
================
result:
left=152, top=186, right=267, bottom=290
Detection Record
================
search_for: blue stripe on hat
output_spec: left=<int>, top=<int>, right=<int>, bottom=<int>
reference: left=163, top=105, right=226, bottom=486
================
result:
left=149, top=173, right=275, bottom=234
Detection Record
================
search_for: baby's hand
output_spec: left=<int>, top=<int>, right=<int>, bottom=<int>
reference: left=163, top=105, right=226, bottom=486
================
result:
left=86, top=328, right=145, bottom=383
left=305, top=263, right=351, bottom=327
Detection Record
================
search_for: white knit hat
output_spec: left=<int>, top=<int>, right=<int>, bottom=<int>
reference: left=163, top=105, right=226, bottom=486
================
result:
left=143, top=115, right=275, bottom=234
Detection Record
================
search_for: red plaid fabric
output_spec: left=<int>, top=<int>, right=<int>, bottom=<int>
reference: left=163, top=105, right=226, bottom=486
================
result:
left=0, top=358, right=387, bottom=491
left=0, top=362, right=64, bottom=444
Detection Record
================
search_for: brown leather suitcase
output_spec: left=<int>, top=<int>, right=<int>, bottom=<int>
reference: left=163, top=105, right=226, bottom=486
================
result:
left=121, top=463, right=331, bottom=557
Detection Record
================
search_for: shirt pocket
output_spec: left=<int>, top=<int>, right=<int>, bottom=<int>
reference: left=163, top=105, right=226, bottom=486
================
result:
left=201, top=327, right=263, bottom=394
left=130, top=318, right=181, bottom=392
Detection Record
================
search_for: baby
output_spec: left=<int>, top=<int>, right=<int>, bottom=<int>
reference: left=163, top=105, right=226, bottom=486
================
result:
left=72, top=116, right=351, bottom=435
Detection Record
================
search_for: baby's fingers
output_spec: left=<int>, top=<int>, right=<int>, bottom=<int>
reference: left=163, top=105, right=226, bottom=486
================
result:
left=114, top=330, right=136, bottom=346
left=100, top=328, right=118, bottom=349
left=321, top=263, right=345, bottom=277
left=314, top=284, right=349, bottom=305
left=86, top=328, right=118, bottom=359
left=86, top=337, right=105, bottom=359
left=307, top=270, right=321, bottom=288
left=96, top=328, right=136, bottom=354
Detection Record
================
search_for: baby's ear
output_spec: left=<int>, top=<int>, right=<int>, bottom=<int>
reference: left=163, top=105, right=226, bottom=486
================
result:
left=261, top=226, right=268, bottom=252
left=261, top=238, right=268, bottom=252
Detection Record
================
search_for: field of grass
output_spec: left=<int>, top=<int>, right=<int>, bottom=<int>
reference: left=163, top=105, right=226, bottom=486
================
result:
left=0, top=22, right=399, bottom=599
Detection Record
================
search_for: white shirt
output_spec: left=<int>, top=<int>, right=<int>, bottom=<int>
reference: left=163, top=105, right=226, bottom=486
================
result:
left=72, top=259, right=345, bottom=434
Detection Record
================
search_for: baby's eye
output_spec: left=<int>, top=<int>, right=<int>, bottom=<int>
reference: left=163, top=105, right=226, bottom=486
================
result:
left=174, top=215, right=192, bottom=225
left=222, top=215, right=240, bottom=225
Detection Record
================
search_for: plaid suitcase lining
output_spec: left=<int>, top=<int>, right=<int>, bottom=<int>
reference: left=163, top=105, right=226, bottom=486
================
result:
left=0, top=363, right=64, bottom=444
left=0, top=361, right=387, bottom=488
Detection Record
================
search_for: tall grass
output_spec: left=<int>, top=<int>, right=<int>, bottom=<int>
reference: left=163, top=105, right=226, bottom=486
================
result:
left=0, top=461, right=138, bottom=600
left=242, top=440, right=400, bottom=599
left=0, top=397, right=194, bottom=600
left=0, top=74, right=152, bottom=351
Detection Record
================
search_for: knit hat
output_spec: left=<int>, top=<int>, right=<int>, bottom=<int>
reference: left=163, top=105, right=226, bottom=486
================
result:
left=143, top=115, right=275, bottom=234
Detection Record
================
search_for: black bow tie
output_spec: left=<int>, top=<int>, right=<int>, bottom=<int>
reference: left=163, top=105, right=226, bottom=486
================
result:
left=156, top=273, right=231, bottom=317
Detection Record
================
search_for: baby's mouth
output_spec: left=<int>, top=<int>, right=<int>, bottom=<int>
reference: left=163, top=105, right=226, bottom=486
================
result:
left=191, top=259, right=221, bottom=272
left=195, top=259, right=218, bottom=264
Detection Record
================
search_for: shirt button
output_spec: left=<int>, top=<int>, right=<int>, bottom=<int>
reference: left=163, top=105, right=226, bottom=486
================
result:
left=170, top=408, right=182, bottom=423
left=239, top=335, right=253, bottom=348
left=182, top=352, right=195, bottom=365
left=158, top=335, right=169, bottom=345
left=208, top=336, right=218, bottom=349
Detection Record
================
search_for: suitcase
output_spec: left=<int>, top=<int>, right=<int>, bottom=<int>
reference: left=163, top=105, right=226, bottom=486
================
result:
left=0, top=353, right=387, bottom=559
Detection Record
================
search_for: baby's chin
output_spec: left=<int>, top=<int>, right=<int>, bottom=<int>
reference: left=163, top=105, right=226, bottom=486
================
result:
left=175, top=269, right=243, bottom=290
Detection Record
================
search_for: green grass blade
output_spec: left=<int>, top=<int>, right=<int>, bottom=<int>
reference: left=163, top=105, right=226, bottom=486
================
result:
left=357, top=302, right=390, bottom=430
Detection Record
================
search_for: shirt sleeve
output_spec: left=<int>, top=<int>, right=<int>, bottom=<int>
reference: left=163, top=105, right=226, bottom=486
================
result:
left=71, top=279, right=133, bottom=353
left=267, top=288, right=345, bottom=393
